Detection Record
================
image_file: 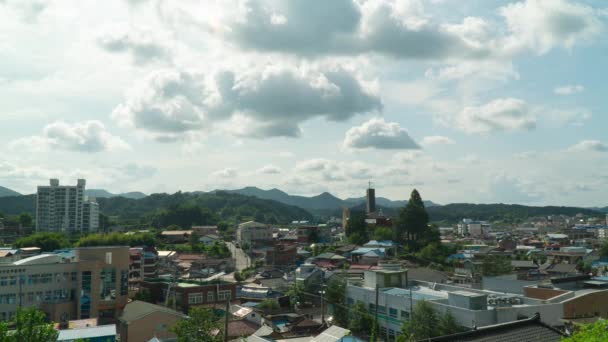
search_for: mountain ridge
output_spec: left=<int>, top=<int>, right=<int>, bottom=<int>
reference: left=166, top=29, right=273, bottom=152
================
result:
left=85, top=189, right=147, bottom=200
left=0, top=186, right=21, bottom=198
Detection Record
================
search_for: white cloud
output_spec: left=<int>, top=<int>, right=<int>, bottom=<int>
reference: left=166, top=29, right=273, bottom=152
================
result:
left=567, top=140, right=608, bottom=153
left=421, top=135, right=455, bottom=147
left=500, top=0, right=603, bottom=54
left=218, top=0, right=490, bottom=60
left=113, top=65, right=381, bottom=140
left=213, top=167, right=238, bottom=178
left=256, top=165, right=282, bottom=174
left=454, top=98, right=536, bottom=134
left=343, top=117, right=419, bottom=150
left=97, top=26, right=169, bottom=64
left=554, top=84, right=585, bottom=95
left=10, top=121, right=129, bottom=153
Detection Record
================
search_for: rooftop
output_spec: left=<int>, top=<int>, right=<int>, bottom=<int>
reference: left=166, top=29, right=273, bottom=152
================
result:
left=57, top=325, right=116, bottom=341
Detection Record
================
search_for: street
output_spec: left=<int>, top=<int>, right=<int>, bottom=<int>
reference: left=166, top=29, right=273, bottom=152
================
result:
left=227, top=241, right=251, bottom=271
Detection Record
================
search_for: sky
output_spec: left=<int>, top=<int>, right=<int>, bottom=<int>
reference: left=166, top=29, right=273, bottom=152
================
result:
left=0, top=0, right=607, bottom=206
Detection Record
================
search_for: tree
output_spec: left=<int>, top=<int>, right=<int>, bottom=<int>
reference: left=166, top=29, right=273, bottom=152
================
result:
left=171, top=307, right=222, bottom=342
left=395, top=189, right=431, bottom=251
left=257, top=299, right=280, bottom=311
left=233, top=271, right=244, bottom=282
left=0, top=307, right=59, bottom=342
left=373, top=227, right=394, bottom=241
left=18, top=212, right=33, bottom=227
left=14, top=233, right=69, bottom=252
left=400, top=301, right=438, bottom=341
left=482, top=255, right=513, bottom=276
left=133, top=288, right=153, bottom=303
left=346, top=211, right=369, bottom=245
left=348, top=302, right=373, bottom=335
left=438, top=310, right=462, bottom=336
left=600, top=241, right=608, bottom=258
left=325, top=277, right=348, bottom=327
left=562, top=319, right=608, bottom=341
left=286, top=282, right=305, bottom=308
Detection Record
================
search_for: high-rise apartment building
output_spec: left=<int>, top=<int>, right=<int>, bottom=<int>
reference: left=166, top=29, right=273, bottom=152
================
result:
left=36, top=179, right=99, bottom=233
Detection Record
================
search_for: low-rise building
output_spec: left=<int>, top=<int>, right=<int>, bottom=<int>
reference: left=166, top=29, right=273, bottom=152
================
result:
left=160, top=230, right=193, bottom=244
left=237, top=221, right=272, bottom=248
left=139, top=279, right=236, bottom=314
left=118, top=300, right=186, bottom=342
left=0, top=246, right=130, bottom=325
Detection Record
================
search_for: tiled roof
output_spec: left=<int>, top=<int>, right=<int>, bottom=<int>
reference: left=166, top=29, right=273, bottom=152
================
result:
left=119, top=301, right=185, bottom=323
left=425, top=313, right=565, bottom=342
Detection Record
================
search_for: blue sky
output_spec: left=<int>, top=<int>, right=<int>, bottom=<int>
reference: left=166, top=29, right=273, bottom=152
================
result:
left=0, top=0, right=607, bottom=206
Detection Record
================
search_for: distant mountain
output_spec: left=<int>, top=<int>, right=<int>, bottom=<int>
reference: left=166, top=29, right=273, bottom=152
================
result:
left=589, top=207, right=608, bottom=214
left=227, top=186, right=435, bottom=211
left=86, top=189, right=147, bottom=200
left=0, top=186, right=21, bottom=198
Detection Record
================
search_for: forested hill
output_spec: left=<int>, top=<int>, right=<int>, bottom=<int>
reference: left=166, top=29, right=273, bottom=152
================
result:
left=426, top=203, right=602, bottom=223
left=0, top=192, right=313, bottom=226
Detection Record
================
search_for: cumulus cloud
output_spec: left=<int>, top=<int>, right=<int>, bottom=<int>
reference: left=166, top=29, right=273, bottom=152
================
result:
left=97, top=26, right=169, bottom=64
left=554, top=84, right=585, bottom=95
left=421, top=135, right=455, bottom=147
left=113, top=65, right=381, bottom=140
left=256, top=165, right=282, bottom=174
left=343, top=117, right=419, bottom=150
left=567, top=140, right=608, bottom=152
left=213, top=168, right=238, bottom=178
left=454, top=98, right=536, bottom=134
left=221, top=0, right=490, bottom=60
left=500, top=0, right=603, bottom=54
left=0, top=0, right=47, bottom=22
left=11, top=121, right=129, bottom=153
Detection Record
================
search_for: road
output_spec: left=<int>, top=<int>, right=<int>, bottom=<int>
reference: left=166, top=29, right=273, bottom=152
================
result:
left=227, top=242, right=250, bottom=271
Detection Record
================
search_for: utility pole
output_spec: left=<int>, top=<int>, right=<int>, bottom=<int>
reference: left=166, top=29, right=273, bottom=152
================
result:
left=224, top=300, right=230, bottom=342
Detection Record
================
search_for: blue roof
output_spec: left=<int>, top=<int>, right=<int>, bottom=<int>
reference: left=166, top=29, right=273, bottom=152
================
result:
left=351, top=247, right=385, bottom=255
left=364, top=240, right=396, bottom=247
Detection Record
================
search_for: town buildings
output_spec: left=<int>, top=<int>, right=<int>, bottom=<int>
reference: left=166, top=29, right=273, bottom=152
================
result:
left=36, top=179, right=99, bottom=233
left=0, top=246, right=129, bottom=325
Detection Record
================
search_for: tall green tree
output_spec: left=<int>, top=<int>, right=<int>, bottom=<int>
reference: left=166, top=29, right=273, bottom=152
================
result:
left=438, top=310, right=462, bottom=336
left=373, top=227, right=394, bottom=241
left=325, top=277, right=348, bottom=327
left=346, top=211, right=369, bottom=245
left=286, top=282, right=305, bottom=308
left=171, top=307, right=222, bottom=342
left=395, top=189, right=432, bottom=251
left=348, top=302, right=373, bottom=335
left=18, top=212, right=33, bottom=227
left=0, top=307, right=59, bottom=342
left=399, top=301, right=438, bottom=341
left=600, top=241, right=608, bottom=258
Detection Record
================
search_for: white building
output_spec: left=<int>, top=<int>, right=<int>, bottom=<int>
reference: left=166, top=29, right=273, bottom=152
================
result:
left=36, top=179, right=100, bottom=233
left=346, top=266, right=567, bottom=341
left=236, top=221, right=272, bottom=247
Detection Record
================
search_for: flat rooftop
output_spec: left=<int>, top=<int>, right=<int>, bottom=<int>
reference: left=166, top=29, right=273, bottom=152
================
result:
left=383, top=286, right=448, bottom=301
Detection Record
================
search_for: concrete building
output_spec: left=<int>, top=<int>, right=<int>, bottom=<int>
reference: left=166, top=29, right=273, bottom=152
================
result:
left=345, top=265, right=606, bottom=340
left=0, top=246, right=130, bottom=325
left=129, top=247, right=158, bottom=282
left=36, top=179, right=99, bottom=233
left=139, top=279, right=236, bottom=314
left=237, top=221, right=272, bottom=247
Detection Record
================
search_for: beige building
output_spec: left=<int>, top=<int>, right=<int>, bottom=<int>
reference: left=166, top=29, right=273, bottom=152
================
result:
left=236, top=221, right=272, bottom=247
left=118, top=300, right=186, bottom=342
left=0, top=246, right=129, bottom=325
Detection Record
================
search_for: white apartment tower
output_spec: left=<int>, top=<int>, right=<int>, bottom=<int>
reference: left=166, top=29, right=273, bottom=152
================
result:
left=36, top=179, right=99, bottom=233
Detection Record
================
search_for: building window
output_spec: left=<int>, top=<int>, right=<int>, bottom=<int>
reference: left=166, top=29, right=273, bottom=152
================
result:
left=100, top=269, right=116, bottom=301
left=347, top=298, right=354, bottom=305
left=389, top=308, right=398, bottom=318
left=189, top=293, right=204, bottom=304
left=207, top=292, right=215, bottom=303
left=377, top=305, right=386, bottom=314
left=401, top=310, right=410, bottom=320
left=80, top=271, right=92, bottom=319
left=369, top=303, right=375, bottom=312
left=0, top=277, right=6, bottom=286
left=120, top=270, right=128, bottom=296
left=218, top=290, right=231, bottom=301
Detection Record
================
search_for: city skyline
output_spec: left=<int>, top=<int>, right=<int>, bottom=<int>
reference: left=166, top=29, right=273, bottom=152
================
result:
left=1, top=0, right=607, bottom=206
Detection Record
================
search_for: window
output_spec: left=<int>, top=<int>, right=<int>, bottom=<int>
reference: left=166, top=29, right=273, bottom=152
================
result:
left=0, top=277, right=6, bottom=286
left=80, top=271, right=92, bottom=319
left=218, top=290, right=231, bottom=301
left=207, top=292, right=215, bottom=302
left=189, top=293, right=204, bottom=304
left=401, top=310, right=410, bottom=320
left=369, top=303, right=375, bottom=312
left=389, top=308, right=398, bottom=318
left=120, top=270, right=128, bottom=296
left=377, top=305, right=386, bottom=314
left=347, top=297, right=354, bottom=305
left=9, top=276, right=16, bottom=286
left=100, top=269, right=116, bottom=301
